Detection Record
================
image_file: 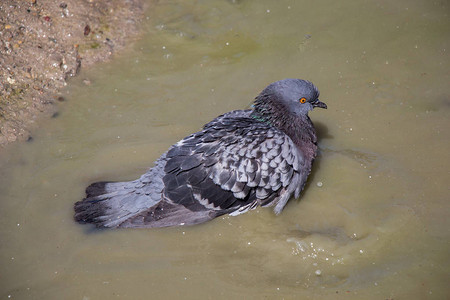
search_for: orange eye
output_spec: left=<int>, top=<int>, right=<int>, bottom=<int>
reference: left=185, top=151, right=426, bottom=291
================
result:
left=300, top=97, right=307, bottom=103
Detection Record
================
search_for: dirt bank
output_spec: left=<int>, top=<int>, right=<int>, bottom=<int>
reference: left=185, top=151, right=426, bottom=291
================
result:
left=0, top=0, right=148, bottom=147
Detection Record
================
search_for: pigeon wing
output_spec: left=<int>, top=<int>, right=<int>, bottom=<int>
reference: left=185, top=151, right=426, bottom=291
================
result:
left=161, top=110, right=308, bottom=216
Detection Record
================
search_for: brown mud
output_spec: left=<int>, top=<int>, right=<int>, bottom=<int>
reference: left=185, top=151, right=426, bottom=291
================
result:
left=0, top=0, right=148, bottom=147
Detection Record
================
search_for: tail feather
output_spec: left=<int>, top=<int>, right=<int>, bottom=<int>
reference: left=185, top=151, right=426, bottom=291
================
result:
left=85, top=181, right=109, bottom=197
left=74, top=180, right=151, bottom=228
left=74, top=154, right=224, bottom=228
left=75, top=153, right=222, bottom=229
left=74, top=179, right=221, bottom=228
left=74, top=177, right=219, bottom=228
left=74, top=199, right=108, bottom=224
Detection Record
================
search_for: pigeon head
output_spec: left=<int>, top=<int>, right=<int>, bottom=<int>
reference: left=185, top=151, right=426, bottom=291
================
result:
left=251, top=79, right=327, bottom=126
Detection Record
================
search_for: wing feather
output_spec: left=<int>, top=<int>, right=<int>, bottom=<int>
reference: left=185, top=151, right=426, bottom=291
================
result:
left=161, top=110, right=308, bottom=214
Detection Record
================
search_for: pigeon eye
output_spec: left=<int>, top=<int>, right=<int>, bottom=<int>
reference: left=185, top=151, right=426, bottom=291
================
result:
left=300, top=97, right=307, bottom=103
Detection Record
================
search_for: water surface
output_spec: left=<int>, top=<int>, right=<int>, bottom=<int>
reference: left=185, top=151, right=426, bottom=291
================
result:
left=1, top=0, right=449, bottom=299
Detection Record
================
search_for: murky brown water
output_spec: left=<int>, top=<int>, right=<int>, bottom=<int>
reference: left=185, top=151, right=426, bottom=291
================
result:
left=1, top=0, right=449, bottom=299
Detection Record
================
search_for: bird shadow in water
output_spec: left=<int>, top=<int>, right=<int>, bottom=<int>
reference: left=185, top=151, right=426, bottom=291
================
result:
left=80, top=223, right=108, bottom=234
left=314, top=121, right=333, bottom=142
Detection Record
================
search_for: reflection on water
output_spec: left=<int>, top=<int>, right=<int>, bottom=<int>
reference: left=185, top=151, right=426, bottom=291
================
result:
left=1, top=0, right=449, bottom=299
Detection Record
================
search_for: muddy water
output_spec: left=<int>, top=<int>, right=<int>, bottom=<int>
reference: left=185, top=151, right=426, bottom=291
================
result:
left=1, top=0, right=449, bottom=299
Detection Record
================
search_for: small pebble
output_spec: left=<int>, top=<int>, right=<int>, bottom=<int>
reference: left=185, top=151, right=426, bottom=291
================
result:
left=315, top=270, right=322, bottom=276
left=316, top=181, right=323, bottom=187
left=84, top=25, right=91, bottom=36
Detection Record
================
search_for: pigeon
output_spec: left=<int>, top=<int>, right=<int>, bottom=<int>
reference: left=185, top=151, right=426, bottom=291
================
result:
left=74, top=78, right=327, bottom=228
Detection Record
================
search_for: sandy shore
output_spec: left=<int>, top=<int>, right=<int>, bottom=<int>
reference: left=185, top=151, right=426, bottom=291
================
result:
left=0, top=0, right=148, bottom=148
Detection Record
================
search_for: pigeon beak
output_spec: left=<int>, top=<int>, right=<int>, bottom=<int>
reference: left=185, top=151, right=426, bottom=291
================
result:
left=313, top=99, right=327, bottom=109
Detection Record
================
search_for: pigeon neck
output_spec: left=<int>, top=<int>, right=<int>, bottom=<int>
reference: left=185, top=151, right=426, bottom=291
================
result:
left=250, top=95, right=286, bottom=127
left=251, top=102, right=317, bottom=157
left=284, top=114, right=318, bottom=160
left=286, top=114, right=317, bottom=142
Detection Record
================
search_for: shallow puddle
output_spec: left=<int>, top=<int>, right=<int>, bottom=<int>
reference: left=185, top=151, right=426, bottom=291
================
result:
left=1, top=0, right=449, bottom=299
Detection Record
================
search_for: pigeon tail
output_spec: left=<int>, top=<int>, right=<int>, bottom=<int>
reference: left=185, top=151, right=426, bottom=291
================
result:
left=74, top=180, right=150, bottom=228
left=74, top=179, right=221, bottom=228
